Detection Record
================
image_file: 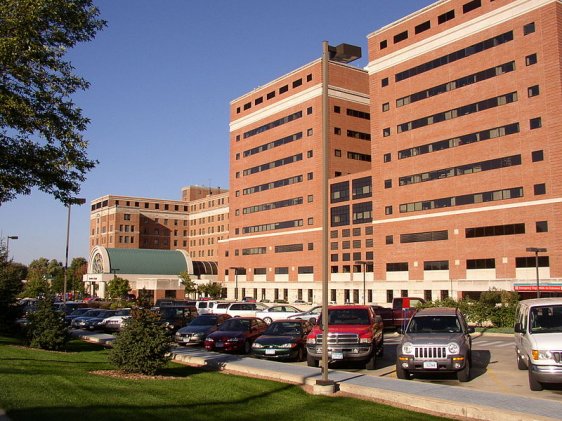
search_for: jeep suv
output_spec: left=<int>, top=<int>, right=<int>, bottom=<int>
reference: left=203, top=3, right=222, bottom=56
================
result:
left=396, top=307, right=474, bottom=382
left=514, top=298, right=562, bottom=391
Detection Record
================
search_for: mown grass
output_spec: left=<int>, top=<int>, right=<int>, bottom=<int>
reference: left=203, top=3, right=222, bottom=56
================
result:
left=0, top=336, right=450, bottom=421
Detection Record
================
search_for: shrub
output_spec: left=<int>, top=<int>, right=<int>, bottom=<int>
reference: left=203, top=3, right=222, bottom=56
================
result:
left=108, top=308, right=172, bottom=375
left=25, top=296, right=69, bottom=351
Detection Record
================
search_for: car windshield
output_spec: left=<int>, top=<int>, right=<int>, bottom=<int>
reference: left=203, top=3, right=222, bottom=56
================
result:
left=114, top=309, right=130, bottom=316
left=328, top=309, right=370, bottom=325
left=219, top=319, right=250, bottom=331
left=530, top=305, right=562, bottom=333
left=97, top=310, right=114, bottom=318
left=82, top=310, right=102, bottom=317
left=265, top=322, right=302, bottom=336
left=190, top=316, right=218, bottom=326
left=70, top=309, right=89, bottom=316
left=407, top=316, right=461, bottom=333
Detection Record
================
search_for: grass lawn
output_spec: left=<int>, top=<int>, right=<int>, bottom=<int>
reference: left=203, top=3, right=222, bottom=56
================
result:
left=0, top=336, right=450, bottom=421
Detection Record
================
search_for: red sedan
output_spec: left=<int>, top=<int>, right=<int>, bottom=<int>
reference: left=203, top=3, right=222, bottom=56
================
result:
left=204, top=317, right=267, bottom=354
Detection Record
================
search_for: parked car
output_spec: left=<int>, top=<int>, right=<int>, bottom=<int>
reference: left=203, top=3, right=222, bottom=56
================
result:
left=53, top=301, right=88, bottom=315
left=175, top=313, right=231, bottom=345
left=64, top=308, right=92, bottom=326
left=101, top=308, right=132, bottom=332
left=251, top=319, right=312, bottom=361
left=194, top=300, right=220, bottom=315
left=287, top=305, right=321, bottom=324
left=242, top=297, right=256, bottom=303
left=205, top=317, right=268, bottom=353
left=154, top=305, right=198, bottom=331
left=255, top=305, right=302, bottom=324
left=72, top=309, right=117, bottom=330
left=514, top=298, right=562, bottom=391
left=212, top=302, right=232, bottom=315
left=225, top=302, right=269, bottom=318
left=372, top=297, right=425, bottom=330
left=396, top=307, right=474, bottom=382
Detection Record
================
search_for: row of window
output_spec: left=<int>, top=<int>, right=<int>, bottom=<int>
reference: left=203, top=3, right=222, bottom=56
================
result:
left=242, top=111, right=302, bottom=139
left=387, top=256, right=550, bottom=272
left=331, top=202, right=373, bottom=227
left=241, top=132, right=302, bottom=159
left=242, top=219, right=303, bottom=234
left=331, top=238, right=374, bottom=250
left=92, top=200, right=189, bottom=212
left=242, top=153, right=302, bottom=176
left=379, top=0, right=483, bottom=50
left=398, top=154, right=521, bottom=186
left=236, top=74, right=313, bottom=114
left=242, top=196, right=304, bottom=215
left=330, top=177, right=372, bottom=203
left=242, top=175, right=302, bottom=196
left=330, top=226, right=374, bottom=238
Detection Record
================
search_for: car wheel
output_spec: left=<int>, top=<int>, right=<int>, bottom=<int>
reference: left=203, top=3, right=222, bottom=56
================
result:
left=528, top=365, right=543, bottom=391
left=457, top=358, right=471, bottom=382
left=396, top=363, right=410, bottom=380
left=309, top=317, right=316, bottom=324
left=365, top=353, right=377, bottom=370
left=243, top=340, right=251, bottom=354
left=307, top=353, right=319, bottom=367
left=263, top=317, right=272, bottom=324
left=296, top=347, right=304, bottom=362
left=377, top=337, right=384, bottom=357
left=516, top=350, right=527, bottom=370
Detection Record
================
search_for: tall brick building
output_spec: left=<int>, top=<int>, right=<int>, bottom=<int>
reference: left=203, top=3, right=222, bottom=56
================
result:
left=220, top=0, right=561, bottom=304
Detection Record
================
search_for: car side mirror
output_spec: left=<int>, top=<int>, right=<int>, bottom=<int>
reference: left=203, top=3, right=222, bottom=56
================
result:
left=467, top=326, right=475, bottom=334
left=514, top=322, right=524, bottom=333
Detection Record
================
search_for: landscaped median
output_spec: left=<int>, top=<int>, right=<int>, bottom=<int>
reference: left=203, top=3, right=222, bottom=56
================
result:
left=0, top=336, right=448, bottom=421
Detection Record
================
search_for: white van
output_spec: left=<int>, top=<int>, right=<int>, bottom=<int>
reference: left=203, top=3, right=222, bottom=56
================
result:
left=195, top=300, right=219, bottom=315
left=514, top=298, right=562, bottom=391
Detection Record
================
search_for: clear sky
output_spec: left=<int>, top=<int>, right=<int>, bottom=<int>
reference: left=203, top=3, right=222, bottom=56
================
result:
left=0, top=0, right=434, bottom=265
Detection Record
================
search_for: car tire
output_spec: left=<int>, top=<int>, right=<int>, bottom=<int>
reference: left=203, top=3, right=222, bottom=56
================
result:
left=457, top=358, right=471, bottom=382
left=263, top=317, right=272, bottom=324
left=365, top=353, right=377, bottom=370
left=377, top=337, right=384, bottom=357
left=396, top=363, right=410, bottom=380
left=307, top=353, right=319, bottom=367
left=296, top=347, right=304, bottom=362
left=528, top=365, right=543, bottom=391
left=243, top=340, right=251, bottom=354
left=516, top=350, right=527, bottom=370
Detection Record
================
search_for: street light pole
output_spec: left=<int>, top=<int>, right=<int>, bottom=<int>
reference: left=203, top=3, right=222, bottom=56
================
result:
left=64, top=198, right=86, bottom=303
left=6, top=235, right=18, bottom=260
left=229, top=267, right=243, bottom=301
left=526, top=247, right=547, bottom=299
left=355, top=261, right=373, bottom=305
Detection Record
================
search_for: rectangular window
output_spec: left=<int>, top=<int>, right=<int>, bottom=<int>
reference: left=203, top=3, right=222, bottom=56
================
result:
left=386, top=235, right=393, bottom=245
left=424, top=260, right=449, bottom=270
left=393, top=30, right=408, bottom=44
left=516, top=256, right=549, bottom=268
left=415, top=20, right=431, bottom=34
left=526, top=53, right=537, bottom=66
left=381, top=77, right=389, bottom=87
left=387, top=262, right=408, bottom=272
left=380, top=40, right=387, bottom=50
left=275, top=244, right=304, bottom=253
left=438, top=10, right=455, bottom=24
left=528, top=85, right=540, bottom=97
left=298, top=266, right=314, bottom=274
left=382, top=102, right=390, bottom=112
left=401, top=230, right=448, bottom=243
left=532, top=150, right=544, bottom=162
left=384, top=179, right=392, bottom=189
left=523, top=22, right=535, bottom=35
left=463, top=0, right=481, bottom=14
left=352, top=177, right=372, bottom=199
left=275, top=267, right=289, bottom=274
left=352, top=202, right=372, bottom=224
left=243, top=111, right=302, bottom=139
left=279, top=85, right=288, bottom=94
left=383, top=153, right=391, bottom=163
left=331, top=205, right=350, bottom=227
left=534, top=183, right=546, bottom=195
left=467, top=259, right=495, bottom=269
left=331, top=181, right=349, bottom=203
left=536, top=221, right=548, bottom=232
left=465, top=223, right=525, bottom=238
left=530, top=117, right=542, bottom=129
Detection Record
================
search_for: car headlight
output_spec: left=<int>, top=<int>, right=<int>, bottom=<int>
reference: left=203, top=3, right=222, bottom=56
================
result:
left=175, top=332, right=182, bottom=337
left=359, top=337, right=372, bottom=344
left=447, top=342, right=460, bottom=354
left=307, top=337, right=316, bottom=345
left=279, top=343, right=296, bottom=349
left=252, top=342, right=263, bottom=349
left=206, top=337, right=214, bottom=342
left=532, top=350, right=553, bottom=360
left=192, top=332, right=204, bottom=338
left=402, top=342, right=414, bottom=355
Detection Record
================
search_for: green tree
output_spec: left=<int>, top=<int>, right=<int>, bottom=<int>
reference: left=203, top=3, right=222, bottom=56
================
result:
left=179, top=271, right=196, bottom=298
left=107, top=276, right=131, bottom=302
left=198, top=282, right=223, bottom=299
left=21, top=258, right=62, bottom=297
left=0, top=0, right=106, bottom=204
left=26, top=295, right=69, bottom=350
left=69, top=257, right=87, bottom=298
left=0, top=241, right=26, bottom=332
left=108, top=307, right=172, bottom=375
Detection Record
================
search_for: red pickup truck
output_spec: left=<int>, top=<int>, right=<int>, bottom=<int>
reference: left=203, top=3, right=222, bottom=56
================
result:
left=305, top=305, right=384, bottom=370
left=372, top=297, right=425, bottom=330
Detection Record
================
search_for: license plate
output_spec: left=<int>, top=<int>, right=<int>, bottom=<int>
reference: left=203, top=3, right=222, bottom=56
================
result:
left=423, top=361, right=437, bottom=369
left=265, top=349, right=276, bottom=355
left=332, top=352, right=344, bottom=360
left=215, top=342, right=224, bottom=348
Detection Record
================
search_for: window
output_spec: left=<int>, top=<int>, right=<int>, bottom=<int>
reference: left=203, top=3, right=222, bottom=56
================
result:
left=386, top=290, right=394, bottom=303
left=255, top=97, right=263, bottom=105
left=380, top=40, right=387, bottom=50
left=275, top=244, right=303, bottom=253
left=465, top=223, right=525, bottom=238
left=307, top=74, right=312, bottom=82
left=298, top=266, right=313, bottom=274
left=385, top=206, right=393, bottom=215
left=516, top=256, right=549, bottom=268
left=292, top=78, right=302, bottom=88
left=532, top=150, right=544, bottom=162
left=394, top=30, right=408, bottom=44
left=244, top=111, right=302, bottom=139
left=334, top=106, right=341, bottom=113
left=334, top=149, right=342, bottom=157
left=331, top=181, right=349, bottom=203
left=462, top=0, right=481, bottom=14
left=331, top=205, right=350, bottom=227
left=387, top=262, right=408, bottom=272
left=352, top=202, right=372, bottom=224
left=526, top=53, right=537, bottom=66
left=267, top=91, right=275, bottom=100
left=346, top=108, right=370, bottom=120
left=534, top=183, right=546, bottom=195
left=528, top=85, right=539, bottom=97
left=279, top=85, right=288, bottom=94
left=352, top=177, right=372, bottom=199
left=523, top=22, right=535, bottom=35
left=424, top=260, right=449, bottom=270
left=381, top=77, right=389, bottom=87
left=382, top=102, right=389, bottom=112
left=334, top=127, right=341, bottom=135
left=536, top=221, right=548, bottom=233
left=384, top=179, right=392, bottom=189
left=415, top=20, right=431, bottom=34
left=530, top=117, right=542, bottom=129
left=383, top=127, right=391, bottom=137
left=401, top=230, right=448, bottom=243
left=307, top=106, right=312, bottom=115
left=383, top=153, right=391, bottom=163
left=467, top=259, right=495, bottom=269
left=275, top=267, right=289, bottom=274
left=386, top=235, right=393, bottom=245
left=307, top=128, right=313, bottom=136
left=438, top=10, right=455, bottom=24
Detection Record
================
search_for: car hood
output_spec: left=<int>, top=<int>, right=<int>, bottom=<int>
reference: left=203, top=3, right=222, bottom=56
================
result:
left=528, top=332, right=562, bottom=349
left=178, top=326, right=214, bottom=334
left=402, top=332, right=466, bottom=344
left=255, top=335, right=299, bottom=345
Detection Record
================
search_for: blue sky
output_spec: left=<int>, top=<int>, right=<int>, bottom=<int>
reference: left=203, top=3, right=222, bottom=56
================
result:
left=0, top=0, right=433, bottom=265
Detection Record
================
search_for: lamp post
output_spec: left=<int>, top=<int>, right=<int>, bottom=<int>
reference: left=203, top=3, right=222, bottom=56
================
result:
left=319, top=41, right=361, bottom=388
left=6, top=235, right=18, bottom=259
left=229, top=267, right=244, bottom=301
left=526, top=247, right=547, bottom=298
left=64, top=198, right=86, bottom=303
left=355, top=261, right=373, bottom=305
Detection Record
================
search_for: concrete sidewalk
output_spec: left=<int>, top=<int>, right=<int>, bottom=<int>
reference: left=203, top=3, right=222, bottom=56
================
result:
left=172, top=347, right=562, bottom=421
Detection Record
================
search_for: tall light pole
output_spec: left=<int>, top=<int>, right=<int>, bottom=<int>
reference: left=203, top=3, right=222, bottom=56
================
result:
left=526, top=247, right=547, bottom=299
left=355, top=261, right=373, bottom=305
left=229, top=267, right=244, bottom=301
left=319, top=41, right=361, bottom=389
left=64, top=198, right=86, bottom=303
left=6, top=235, right=18, bottom=260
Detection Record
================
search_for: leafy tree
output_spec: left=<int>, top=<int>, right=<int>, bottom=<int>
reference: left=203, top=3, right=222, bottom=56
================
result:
left=107, top=276, right=131, bottom=306
left=69, top=257, right=87, bottom=298
left=108, top=307, right=172, bottom=375
left=179, top=271, right=196, bottom=298
left=0, top=241, right=25, bottom=332
left=21, top=257, right=61, bottom=297
left=198, top=282, right=223, bottom=299
left=26, top=295, right=69, bottom=350
left=0, top=0, right=106, bottom=204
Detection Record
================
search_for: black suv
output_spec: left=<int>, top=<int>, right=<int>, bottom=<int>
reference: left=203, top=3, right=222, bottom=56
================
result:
left=396, top=307, right=474, bottom=382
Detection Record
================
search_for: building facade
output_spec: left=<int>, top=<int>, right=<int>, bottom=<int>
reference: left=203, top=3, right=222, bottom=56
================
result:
left=220, top=0, right=562, bottom=304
